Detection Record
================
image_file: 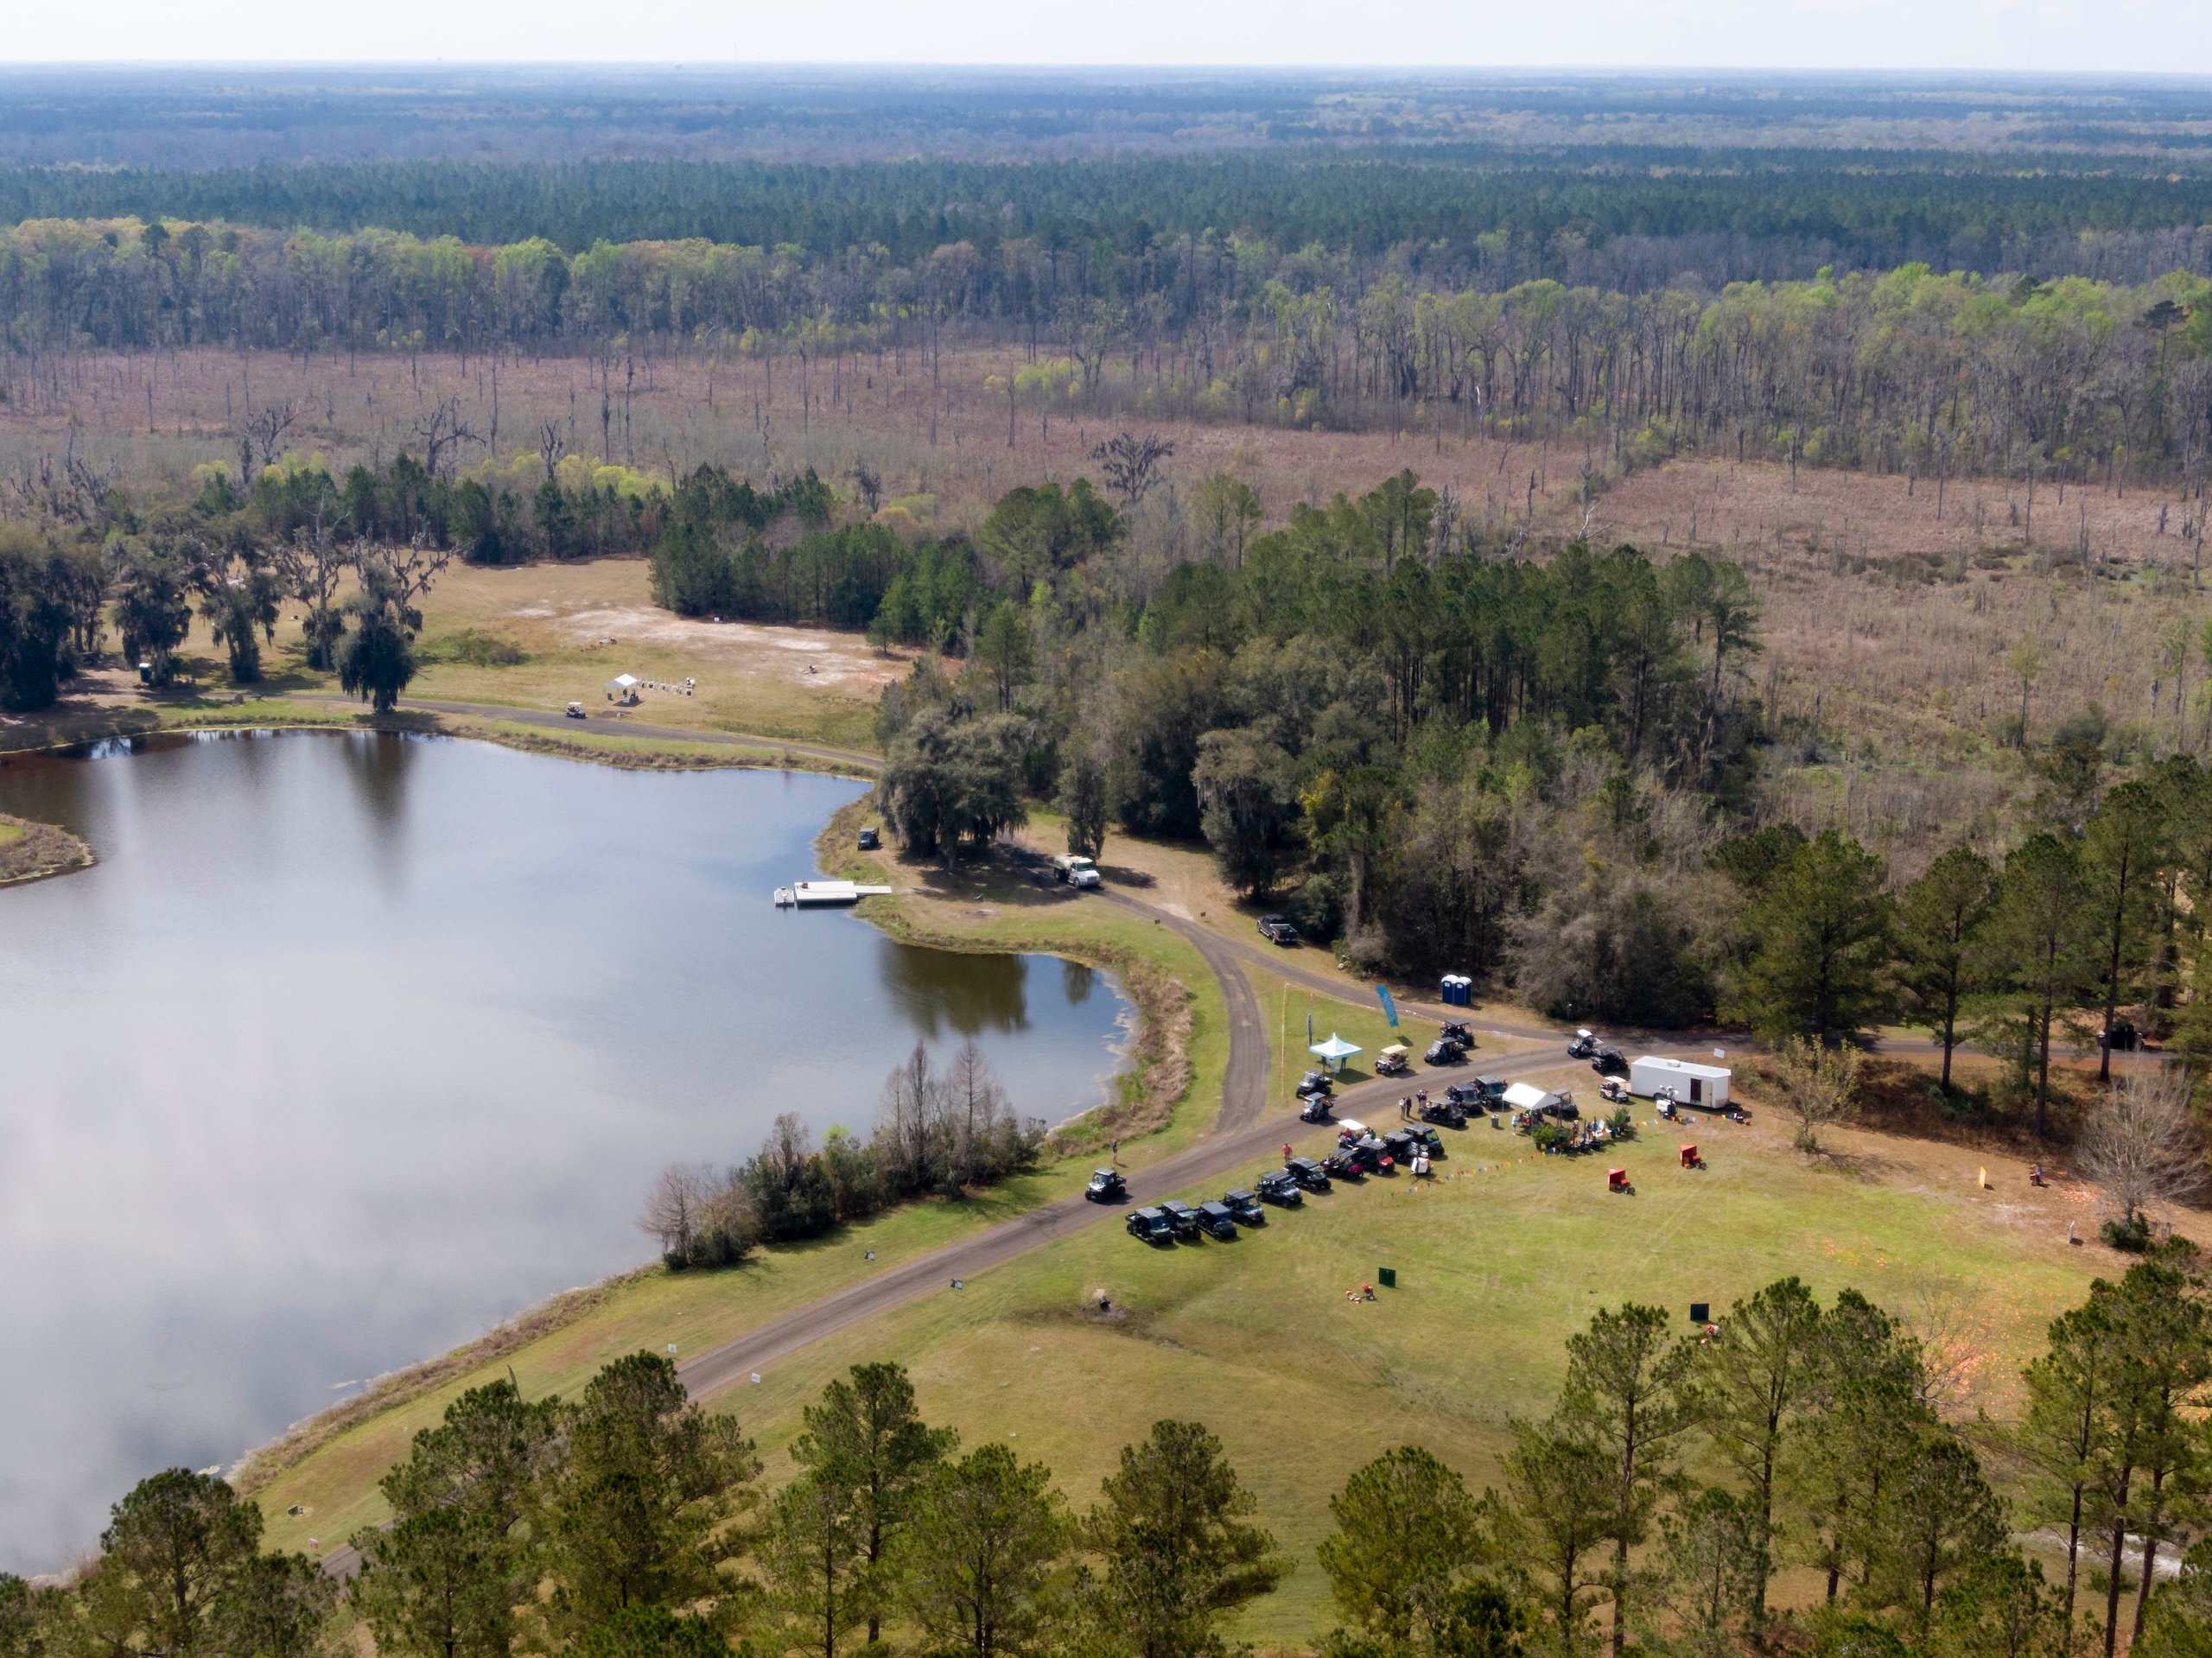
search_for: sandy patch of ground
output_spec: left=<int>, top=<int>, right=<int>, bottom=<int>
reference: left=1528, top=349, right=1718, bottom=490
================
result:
left=537, top=607, right=904, bottom=689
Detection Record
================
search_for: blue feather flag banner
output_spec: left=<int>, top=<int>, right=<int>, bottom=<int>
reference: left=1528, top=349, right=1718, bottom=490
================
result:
left=1376, top=985, right=1400, bottom=1028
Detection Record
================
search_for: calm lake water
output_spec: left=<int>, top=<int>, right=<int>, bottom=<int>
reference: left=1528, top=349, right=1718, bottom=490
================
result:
left=0, top=730, right=1125, bottom=1572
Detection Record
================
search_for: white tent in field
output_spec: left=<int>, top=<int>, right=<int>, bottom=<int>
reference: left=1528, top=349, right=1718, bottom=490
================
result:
left=1308, top=1032, right=1363, bottom=1071
left=606, top=674, right=641, bottom=692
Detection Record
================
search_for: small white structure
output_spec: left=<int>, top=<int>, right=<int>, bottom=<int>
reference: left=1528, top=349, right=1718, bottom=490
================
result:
left=1629, top=1056, right=1732, bottom=1108
left=1502, top=1081, right=1571, bottom=1115
left=1309, top=1032, right=1363, bottom=1072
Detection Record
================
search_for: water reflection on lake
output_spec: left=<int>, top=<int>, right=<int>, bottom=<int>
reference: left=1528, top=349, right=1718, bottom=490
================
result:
left=0, top=730, right=1126, bottom=1572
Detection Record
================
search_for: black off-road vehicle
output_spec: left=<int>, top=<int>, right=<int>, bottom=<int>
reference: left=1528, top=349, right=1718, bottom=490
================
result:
left=1256, top=1170, right=1305, bottom=1205
left=1085, top=1168, right=1128, bottom=1203
left=1196, top=1200, right=1240, bottom=1240
left=1224, top=1189, right=1267, bottom=1225
left=1256, top=915, right=1300, bottom=945
left=1126, top=1207, right=1175, bottom=1245
left=1285, top=1157, right=1332, bottom=1193
left=1159, top=1200, right=1202, bottom=1241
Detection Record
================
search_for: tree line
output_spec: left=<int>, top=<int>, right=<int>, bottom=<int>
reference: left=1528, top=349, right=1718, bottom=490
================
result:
left=17, top=1261, right=2212, bottom=1658
left=7, top=144, right=2212, bottom=281
left=12, top=215, right=2212, bottom=496
left=640, top=1041, right=1045, bottom=1269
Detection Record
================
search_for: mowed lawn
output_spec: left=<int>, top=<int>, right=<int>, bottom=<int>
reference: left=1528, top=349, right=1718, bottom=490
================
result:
left=696, top=1096, right=2111, bottom=1645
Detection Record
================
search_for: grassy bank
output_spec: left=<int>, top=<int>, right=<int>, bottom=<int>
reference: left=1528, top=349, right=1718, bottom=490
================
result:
left=0, top=811, right=94, bottom=885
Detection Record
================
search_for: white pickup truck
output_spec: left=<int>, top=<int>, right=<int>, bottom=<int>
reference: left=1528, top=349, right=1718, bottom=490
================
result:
left=1051, top=854, right=1102, bottom=889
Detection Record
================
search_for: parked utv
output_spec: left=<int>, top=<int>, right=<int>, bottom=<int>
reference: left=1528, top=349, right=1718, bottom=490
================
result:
left=1591, top=1047, right=1630, bottom=1077
left=1196, top=1200, right=1240, bottom=1241
left=857, top=826, right=880, bottom=850
left=1126, top=1207, right=1175, bottom=1245
left=1420, top=1098, right=1467, bottom=1128
left=1404, top=1124, right=1446, bottom=1157
left=1159, top=1200, right=1202, bottom=1241
left=1424, top=1039, right=1465, bottom=1065
left=1286, top=1156, right=1333, bottom=1192
left=1440, top=1020, right=1476, bottom=1045
left=1224, top=1189, right=1267, bottom=1226
left=1255, top=1169, right=1305, bottom=1205
left=1444, top=1081, right=1491, bottom=1108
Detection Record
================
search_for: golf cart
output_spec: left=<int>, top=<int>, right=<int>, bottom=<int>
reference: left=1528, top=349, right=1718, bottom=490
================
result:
left=564, top=702, right=588, bottom=720
left=1420, top=1097, right=1466, bottom=1128
left=1598, top=1077, right=1632, bottom=1106
left=1567, top=1029, right=1599, bottom=1060
left=1085, top=1168, right=1128, bottom=1204
left=1286, top=1156, right=1333, bottom=1192
left=1224, top=1189, right=1267, bottom=1226
left=1591, top=1046, right=1630, bottom=1077
left=1195, top=1200, right=1240, bottom=1241
left=1255, top=1169, right=1304, bottom=1205
left=1126, top=1207, right=1175, bottom=1245
left=1159, top=1200, right=1202, bottom=1242
left=1299, top=1095, right=1336, bottom=1124
left=1256, top=914, right=1300, bottom=945
left=1376, top=1044, right=1413, bottom=1077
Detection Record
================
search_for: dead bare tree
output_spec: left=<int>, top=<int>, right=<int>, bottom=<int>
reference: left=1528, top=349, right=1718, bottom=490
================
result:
left=412, top=397, right=483, bottom=481
left=640, top=1163, right=708, bottom=1261
left=2080, top=1067, right=2204, bottom=1230
left=537, top=421, right=566, bottom=485
left=1090, top=430, right=1175, bottom=507
left=239, top=400, right=300, bottom=473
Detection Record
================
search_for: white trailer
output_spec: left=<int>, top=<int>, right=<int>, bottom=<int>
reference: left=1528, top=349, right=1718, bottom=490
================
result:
left=1628, top=1056, right=1731, bottom=1109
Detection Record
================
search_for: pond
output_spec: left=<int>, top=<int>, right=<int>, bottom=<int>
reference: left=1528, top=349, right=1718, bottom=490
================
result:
left=0, top=730, right=1127, bottom=1573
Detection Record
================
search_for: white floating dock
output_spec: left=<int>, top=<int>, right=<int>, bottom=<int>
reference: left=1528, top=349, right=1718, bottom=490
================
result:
left=775, top=880, right=893, bottom=908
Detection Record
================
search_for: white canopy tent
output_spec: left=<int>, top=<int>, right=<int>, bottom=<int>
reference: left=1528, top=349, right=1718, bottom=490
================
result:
left=606, top=674, right=642, bottom=692
left=1308, top=1032, right=1363, bottom=1071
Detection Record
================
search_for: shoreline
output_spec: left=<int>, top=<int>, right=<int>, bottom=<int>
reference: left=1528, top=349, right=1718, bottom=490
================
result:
left=179, top=715, right=1196, bottom=1504
left=0, top=812, right=95, bottom=887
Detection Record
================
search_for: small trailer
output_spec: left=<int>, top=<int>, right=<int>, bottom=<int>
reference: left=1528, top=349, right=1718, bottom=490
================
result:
left=1629, top=1056, right=1732, bottom=1109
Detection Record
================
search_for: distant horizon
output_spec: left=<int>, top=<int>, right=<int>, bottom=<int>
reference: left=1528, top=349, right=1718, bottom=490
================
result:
left=5, top=0, right=2209, bottom=78
left=4, top=60, right=2212, bottom=81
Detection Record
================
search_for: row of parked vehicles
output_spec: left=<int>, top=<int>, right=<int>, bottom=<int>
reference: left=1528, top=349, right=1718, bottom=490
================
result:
left=1090, top=1163, right=1315, bottom=1244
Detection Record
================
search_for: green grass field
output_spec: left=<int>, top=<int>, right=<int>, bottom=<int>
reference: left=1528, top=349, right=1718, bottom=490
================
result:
left=666, top=1103, right=2104, bottom=1644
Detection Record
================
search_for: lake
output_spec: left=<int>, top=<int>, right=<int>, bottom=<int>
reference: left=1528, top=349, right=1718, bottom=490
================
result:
left=0, top=730, right=1126, bottom=1573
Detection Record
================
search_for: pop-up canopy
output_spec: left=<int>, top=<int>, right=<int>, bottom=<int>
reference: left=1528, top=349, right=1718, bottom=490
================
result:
left=607, top=674, right=642, bottom=691
left=1308, top=1032, right=1363, bottom=1070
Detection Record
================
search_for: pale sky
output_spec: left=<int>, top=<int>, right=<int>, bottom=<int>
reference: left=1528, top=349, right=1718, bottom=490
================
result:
left=7, top=0, right=2209, bottom=73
